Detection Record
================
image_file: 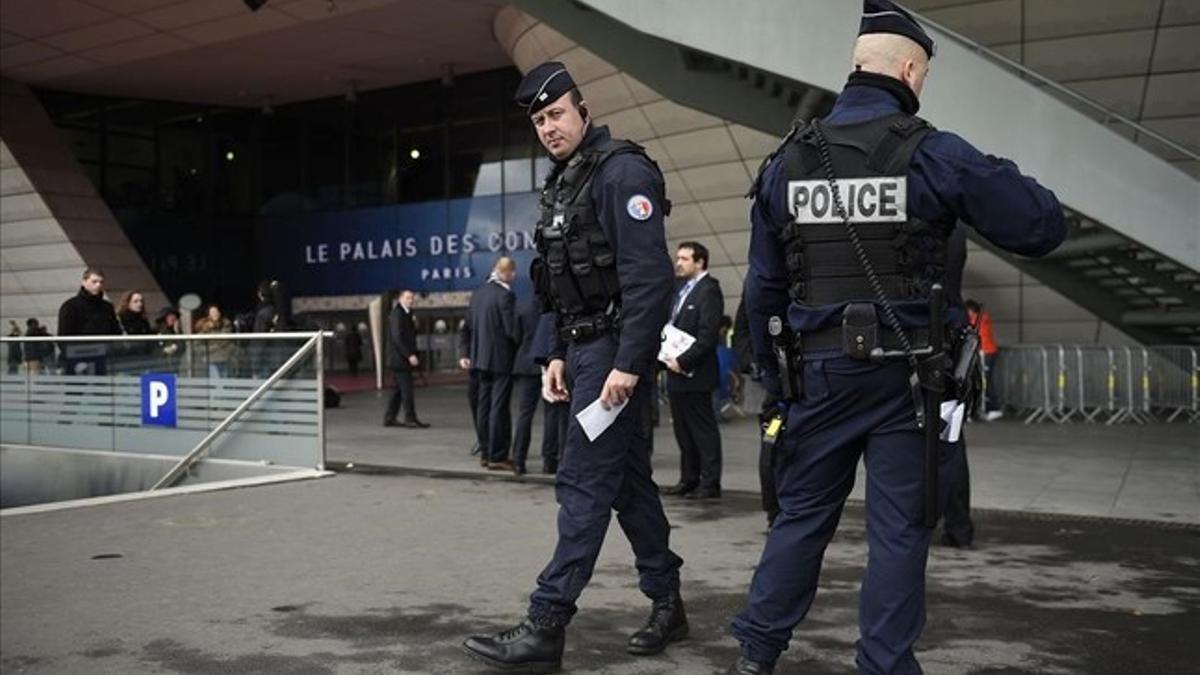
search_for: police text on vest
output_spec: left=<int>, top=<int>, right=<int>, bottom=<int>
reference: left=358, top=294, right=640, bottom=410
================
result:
left=788, top=177, right=907, bottom=224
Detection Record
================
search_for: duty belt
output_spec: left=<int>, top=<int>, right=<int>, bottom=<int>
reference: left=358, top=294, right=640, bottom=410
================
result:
left=799, top=325, right=930, bottom=354
left=557, top=313, right=619, bottom=343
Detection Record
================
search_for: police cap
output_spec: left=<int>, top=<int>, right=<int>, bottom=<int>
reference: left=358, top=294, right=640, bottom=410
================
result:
left=514, top=61, right=577, bottom=114
left=860, top=0, right=936, bottom=59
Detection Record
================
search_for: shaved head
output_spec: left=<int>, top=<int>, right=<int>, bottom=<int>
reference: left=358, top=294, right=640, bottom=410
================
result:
left=853, top=33, right=930, bottom=97
left=492, top=256, right=517, bottom=284
left=494, top=256, right=516, bottom=274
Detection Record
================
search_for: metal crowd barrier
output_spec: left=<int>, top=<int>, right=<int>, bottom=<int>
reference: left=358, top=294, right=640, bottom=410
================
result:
left=993, top=344, right=1197, bottom=425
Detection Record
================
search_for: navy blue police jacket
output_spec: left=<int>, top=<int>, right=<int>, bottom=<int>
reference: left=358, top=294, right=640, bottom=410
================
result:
left=746, top=78, right=1067, bottom=397
left=541, top=124, right=674, bottom=375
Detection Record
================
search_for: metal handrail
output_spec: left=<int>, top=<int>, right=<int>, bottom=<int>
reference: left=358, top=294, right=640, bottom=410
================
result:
left=150, top=333, right=321, bottom=490
left=1, top=331, right=334, bottom=342
left=915, top=14, right=1200, bottom=162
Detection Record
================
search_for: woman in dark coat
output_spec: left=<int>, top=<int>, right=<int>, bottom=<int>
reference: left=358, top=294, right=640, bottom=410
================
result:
left=116, top=289, right=155, bottom=372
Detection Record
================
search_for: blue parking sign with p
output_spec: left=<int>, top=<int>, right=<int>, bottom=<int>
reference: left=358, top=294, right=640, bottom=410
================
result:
left=141, top=373, right=177, bottom=427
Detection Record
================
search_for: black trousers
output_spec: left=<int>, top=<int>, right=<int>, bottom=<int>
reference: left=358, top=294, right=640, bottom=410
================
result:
left=475, top=370, right=513, bottom=462
left=669, top=390, right=723, bottom=491
left=942, top=439, right=975, bottom=545
left=511, top=375, right=541, bottom=470
left=384, top=369, right=417, bottom=423
left=542, top=400, right=569, bottom=472
left=468, top=369, right=480, bottom=449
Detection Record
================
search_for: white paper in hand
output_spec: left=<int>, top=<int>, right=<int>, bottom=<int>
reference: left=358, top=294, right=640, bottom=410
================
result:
left=939, top=400, right=966, bottom=443
left=657, top=323, right=696, bottom=364
left=576, top=397, right=628, bottom=442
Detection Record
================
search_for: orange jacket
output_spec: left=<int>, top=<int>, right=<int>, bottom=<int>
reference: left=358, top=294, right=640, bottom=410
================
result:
left=968, top=309, right=998, bottom=355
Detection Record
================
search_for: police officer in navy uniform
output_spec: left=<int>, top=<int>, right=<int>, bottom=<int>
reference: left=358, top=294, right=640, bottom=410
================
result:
left=463, top=61, right=687, bottom=671
left=728, top=2, right=1066, bottom=674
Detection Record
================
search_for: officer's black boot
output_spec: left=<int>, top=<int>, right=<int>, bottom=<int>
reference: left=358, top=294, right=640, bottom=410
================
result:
left=726, top=656, right=775, bottom=674
left=462, top=619, right=564, bottom=672
left=627, top=591, right=688, bottom=655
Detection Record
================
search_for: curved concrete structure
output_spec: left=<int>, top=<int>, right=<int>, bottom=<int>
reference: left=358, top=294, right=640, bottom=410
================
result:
left=495, top=7, right=1165, bottom=344
left=495, top=6, right=782, bottom=311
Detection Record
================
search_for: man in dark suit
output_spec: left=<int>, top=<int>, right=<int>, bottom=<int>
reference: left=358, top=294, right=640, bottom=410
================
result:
left=661, top=242, right=725, bottom=500
left=385, top=289, right=428, bottom=428
left=510, top=296, right=543, bottom=475
left=460, top=257, right=519, bottom=470
left=531, top=313, right=569, bottom=475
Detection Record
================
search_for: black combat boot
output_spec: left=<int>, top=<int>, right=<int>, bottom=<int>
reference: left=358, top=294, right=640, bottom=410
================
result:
left=727, top=656, right=775, bottom=674
left=627, top=591, right=688, bottom=655
left=462, top=619, right=564, bottom=672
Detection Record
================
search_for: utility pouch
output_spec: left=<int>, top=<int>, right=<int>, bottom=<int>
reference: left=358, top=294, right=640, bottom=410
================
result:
left=842, top=303, right=879, bottom=360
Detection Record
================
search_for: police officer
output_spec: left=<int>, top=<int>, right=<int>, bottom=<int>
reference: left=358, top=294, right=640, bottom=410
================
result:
left=463, top=62, right=687, bottom=671
left=728, top=2, right=1066, bottom=674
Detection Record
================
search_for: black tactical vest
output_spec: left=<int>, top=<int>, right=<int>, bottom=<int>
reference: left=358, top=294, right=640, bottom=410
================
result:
left=762, top=112, right=948, bottom=306
left=532, top=138, right=661, bottom=321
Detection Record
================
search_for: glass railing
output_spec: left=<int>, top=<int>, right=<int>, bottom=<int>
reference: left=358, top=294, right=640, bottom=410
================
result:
left=1, top=332, right=330, bottom=507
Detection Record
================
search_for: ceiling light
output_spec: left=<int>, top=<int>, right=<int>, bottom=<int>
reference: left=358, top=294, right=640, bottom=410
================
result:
left=409, top=149, right=420, bottom=160
left=225, top=151, right=236, bottom=162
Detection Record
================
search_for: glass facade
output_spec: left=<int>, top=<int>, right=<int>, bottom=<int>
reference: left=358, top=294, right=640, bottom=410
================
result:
left=36, top=67, right=547, bottom=314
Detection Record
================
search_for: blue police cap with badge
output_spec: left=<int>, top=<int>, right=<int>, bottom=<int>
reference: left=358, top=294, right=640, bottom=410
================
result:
left=860, top=0, right=936, bottom=59
left=515, top=61, right=578, bottom=114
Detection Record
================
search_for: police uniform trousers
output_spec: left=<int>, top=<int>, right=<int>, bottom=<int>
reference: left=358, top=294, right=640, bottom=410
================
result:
left=730, top=356, right=965, bottom=674
left=528, top=333, right=683, bottom=627
left=941, top=438, right=974, bottom=546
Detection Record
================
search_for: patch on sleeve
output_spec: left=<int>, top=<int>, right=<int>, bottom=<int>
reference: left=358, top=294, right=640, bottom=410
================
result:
left=625, top=194, right=654, bottom=221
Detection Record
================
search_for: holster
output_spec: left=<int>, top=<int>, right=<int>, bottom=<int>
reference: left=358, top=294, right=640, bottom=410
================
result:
left=769, top=315, right=803, bottom=402
left=951, top=326, right=981, bottom=401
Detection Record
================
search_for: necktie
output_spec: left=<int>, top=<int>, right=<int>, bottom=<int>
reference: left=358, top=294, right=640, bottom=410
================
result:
left=672, top=280, right=695, bottom=322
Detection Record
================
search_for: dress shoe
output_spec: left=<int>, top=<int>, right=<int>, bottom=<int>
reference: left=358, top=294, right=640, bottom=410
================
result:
left=382, top=419, right=399, bottom=428
left=404, top=419, right=430, bottom=428
left=727, top=656, right=775, bottom=674
left=463, top=620, right=564, bottom=672
left=627, top=591, right=688, bottom=655
left=513, top=464, right=527, bottom=476
left=660, top=483, right=697, bottom=497
left=684, top=487, right=721, bottom=500
left=488, top=460, right=515, bottom=471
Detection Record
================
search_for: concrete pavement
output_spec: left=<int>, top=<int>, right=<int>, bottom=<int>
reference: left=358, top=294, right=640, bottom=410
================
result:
left=3, top=470, right=1199, bottom=674
left=326, top=385, right=1200, bottom=525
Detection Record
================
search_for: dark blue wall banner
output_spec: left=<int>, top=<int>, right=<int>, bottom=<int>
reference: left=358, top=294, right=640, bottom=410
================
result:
left=256, top=192, right=540, bottom=297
